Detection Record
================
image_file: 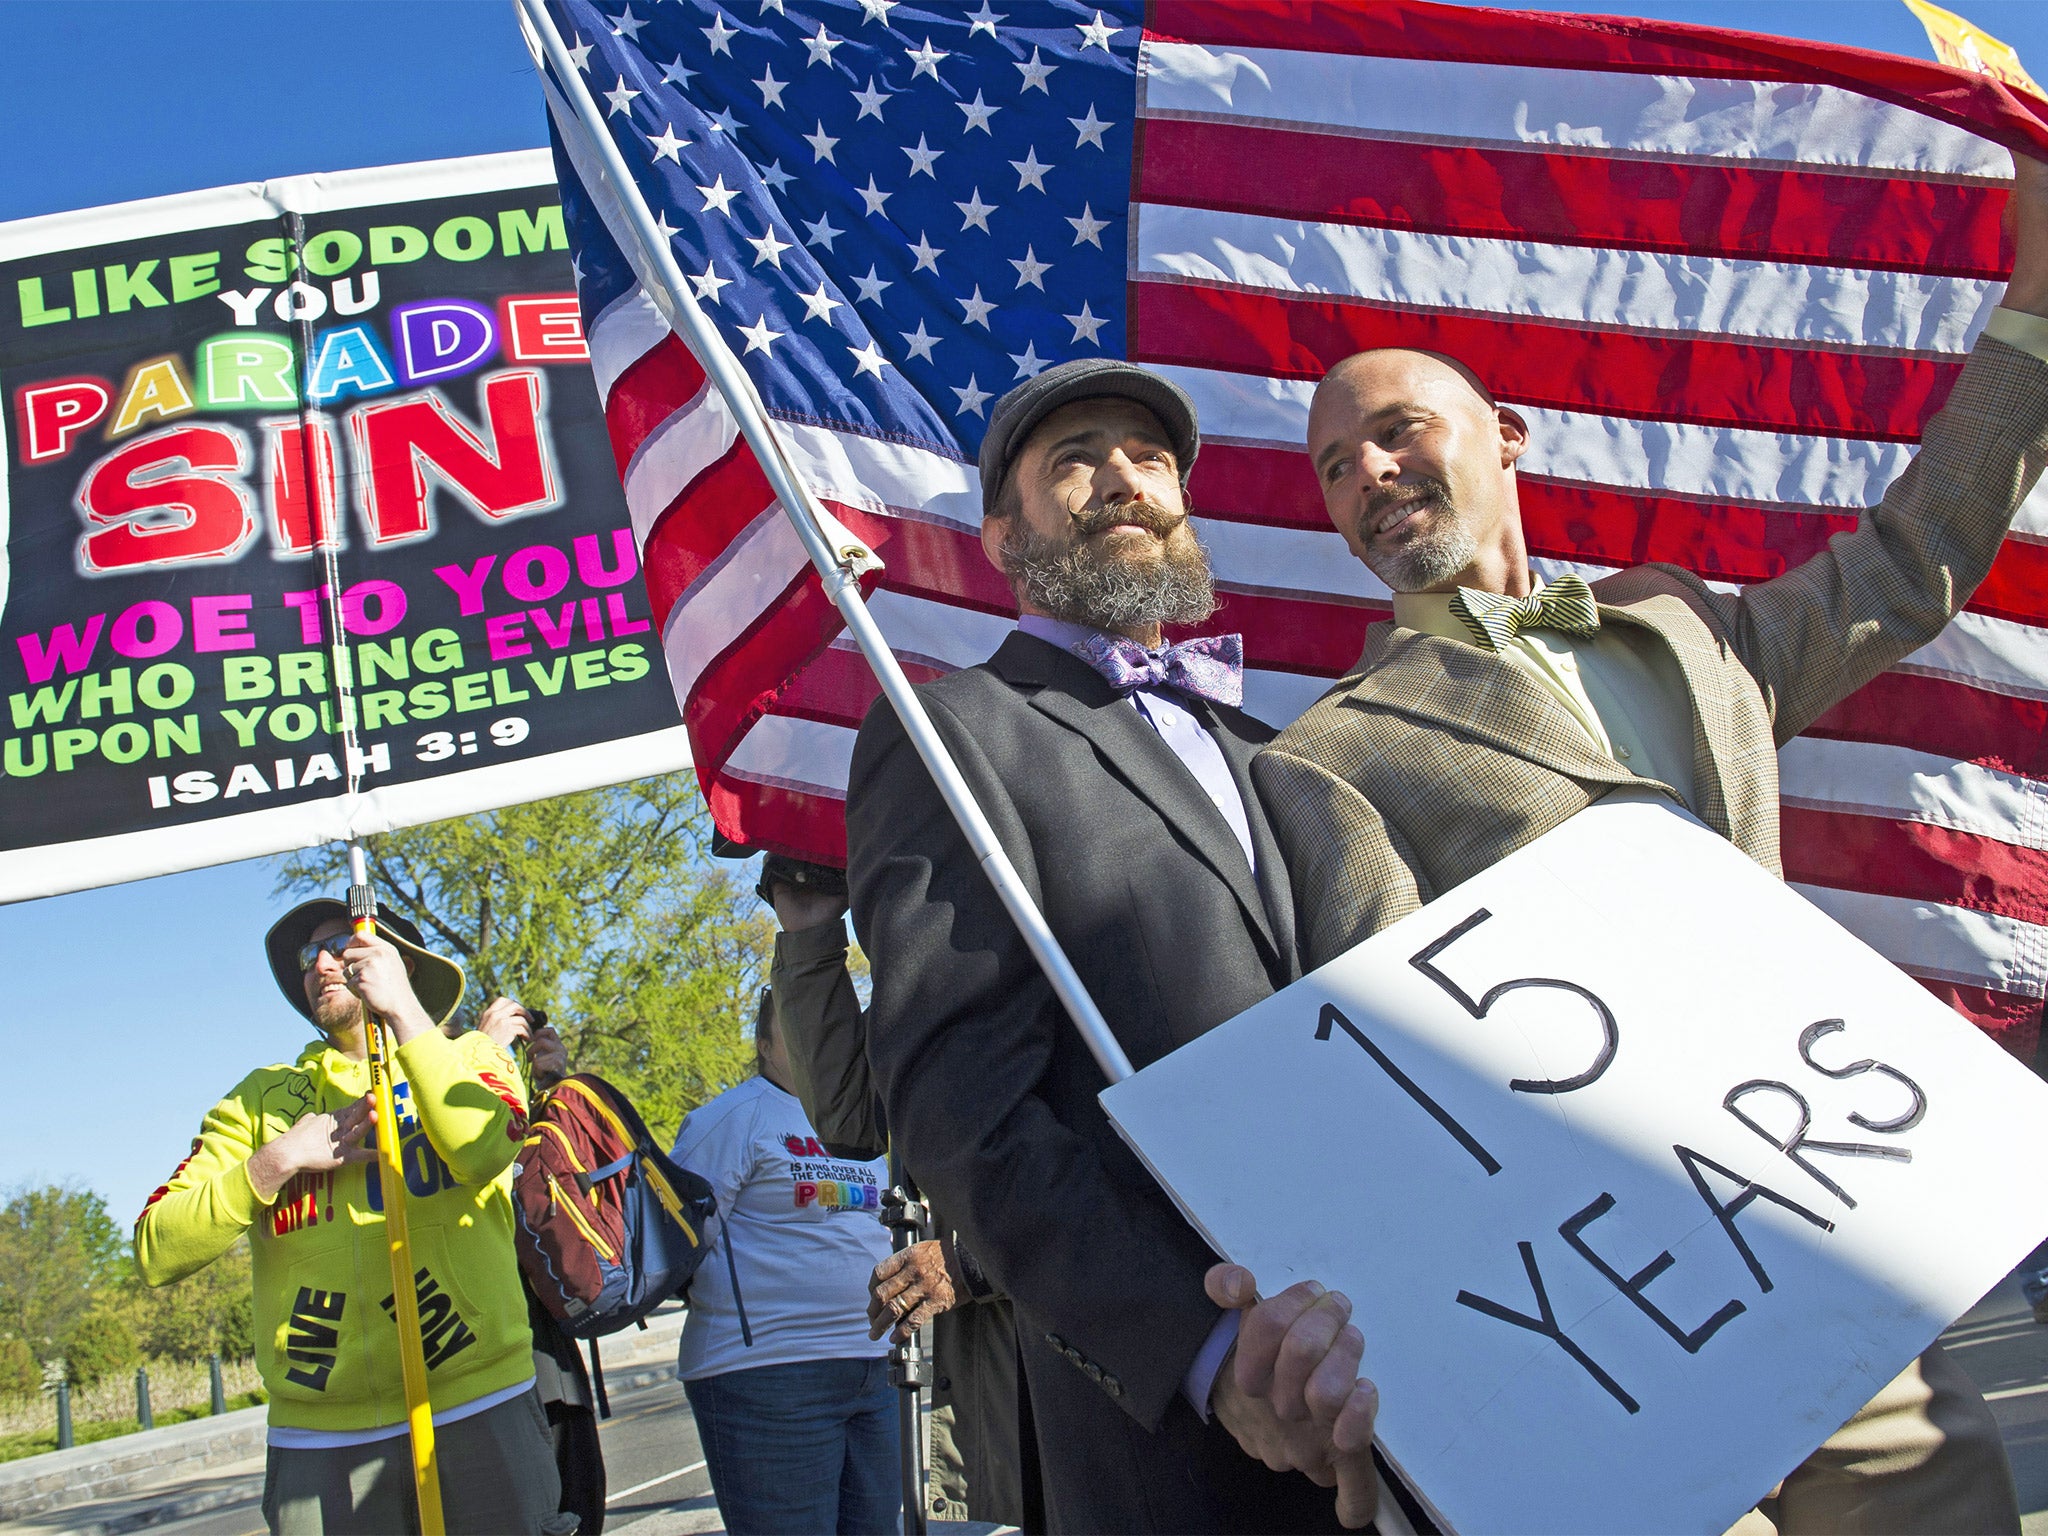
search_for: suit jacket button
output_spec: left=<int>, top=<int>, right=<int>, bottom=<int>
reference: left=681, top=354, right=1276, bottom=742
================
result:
left=1045, top=1332, right=1065, bottom=1351
left=1102, top=1374, right=1123, bottom=1398
left=1082, top=1361, right=1102, bottom=1382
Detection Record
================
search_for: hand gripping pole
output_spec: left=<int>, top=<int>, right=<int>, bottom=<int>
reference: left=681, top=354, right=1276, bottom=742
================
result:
left=279, top=208, right=446, bottom=1533
left=515, top=0, right=1133, bottom=1085
left=882, top=1180, right=935, bottom=1535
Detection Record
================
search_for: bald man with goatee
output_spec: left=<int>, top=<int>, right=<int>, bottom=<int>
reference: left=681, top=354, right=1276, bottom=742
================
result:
left=1250, top=161, right=2048, bottom=1534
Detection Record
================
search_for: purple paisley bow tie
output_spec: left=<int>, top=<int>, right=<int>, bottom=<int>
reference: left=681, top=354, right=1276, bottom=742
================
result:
left=1072, top=631, right=1245, bottom=709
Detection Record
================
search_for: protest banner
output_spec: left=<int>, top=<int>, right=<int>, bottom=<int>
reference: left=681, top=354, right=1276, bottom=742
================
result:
left=1101, top=793, right=2048, bottom=1535
left=0, top=150, right=688, bottom=903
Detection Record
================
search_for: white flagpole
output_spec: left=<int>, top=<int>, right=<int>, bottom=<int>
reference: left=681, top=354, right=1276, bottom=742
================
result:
left=513, top=0, right=1135, bottom=1085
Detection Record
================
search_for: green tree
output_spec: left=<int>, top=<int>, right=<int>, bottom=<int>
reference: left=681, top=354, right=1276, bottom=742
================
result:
left=220, top=1288, right=256, bottom=1361
left=0, top=1185, right=128, bottom=1363
left=0, top=1336, right=40, bottom=1398
left=119, top=1237, right=255, bottom=1362
left=273, top=773, right=772, bottom=1144
left=62, top=1308, right=138, bottom=1388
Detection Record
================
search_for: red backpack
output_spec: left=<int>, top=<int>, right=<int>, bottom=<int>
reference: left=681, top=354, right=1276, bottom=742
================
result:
left=511, top=1074, right=717, bottom=1337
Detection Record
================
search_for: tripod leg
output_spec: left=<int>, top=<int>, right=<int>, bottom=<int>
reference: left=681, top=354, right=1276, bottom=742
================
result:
left=893, top=1271, right=930, bottom=1532
left=900, top=1345, right=926, bottom=1536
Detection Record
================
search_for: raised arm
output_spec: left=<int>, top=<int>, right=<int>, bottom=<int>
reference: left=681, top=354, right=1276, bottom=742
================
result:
left=770, top=905, right=886, bottom=1162
left=340, top=929, right=529, bottom=1185
left=1714, top=154, right=2048, bottom=742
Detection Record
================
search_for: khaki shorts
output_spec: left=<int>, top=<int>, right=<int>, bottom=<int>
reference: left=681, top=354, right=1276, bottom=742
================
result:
left=262, top=1386, right=567, bottom=1535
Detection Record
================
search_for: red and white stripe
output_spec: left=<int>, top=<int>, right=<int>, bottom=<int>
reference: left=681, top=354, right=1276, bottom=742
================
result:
left=1134, top=2, right=2048, bottom=1052
left=591, top=1, right=2048, bottom=1056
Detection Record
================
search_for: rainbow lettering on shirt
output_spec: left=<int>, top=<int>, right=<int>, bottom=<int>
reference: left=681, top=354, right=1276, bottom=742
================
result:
left=794, top=1179, right=879, bottom=1212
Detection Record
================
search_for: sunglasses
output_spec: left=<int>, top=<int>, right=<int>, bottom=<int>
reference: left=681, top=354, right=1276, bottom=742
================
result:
left=297, top=933, right=354, bottom=971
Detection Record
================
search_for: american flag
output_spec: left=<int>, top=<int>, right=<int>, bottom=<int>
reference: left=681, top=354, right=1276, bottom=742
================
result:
left=537, top=0, right=2048, bottom=1058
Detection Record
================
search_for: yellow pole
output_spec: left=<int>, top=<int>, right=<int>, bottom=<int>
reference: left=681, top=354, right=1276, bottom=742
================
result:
left=350, top=842, right=446, bottom=1535
left=285, top=208, right=442, bottom=1532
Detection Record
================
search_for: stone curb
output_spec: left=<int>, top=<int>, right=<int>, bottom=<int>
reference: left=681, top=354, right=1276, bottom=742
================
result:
left=0, top=1408, right=267, bottom=1524
left=5, top=1465, right=264, bottom=1536
left=0, top=1306, right=687, bottom=1525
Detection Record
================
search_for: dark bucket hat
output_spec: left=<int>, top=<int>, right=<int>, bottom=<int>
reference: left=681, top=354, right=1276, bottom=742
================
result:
left=977, top=358, right=1200, bottom=518
left=265, top=898, right=466, bottom=1028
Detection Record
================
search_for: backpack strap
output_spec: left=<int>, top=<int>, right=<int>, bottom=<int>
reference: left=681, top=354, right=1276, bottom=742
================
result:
left=573, top=1153, right=634, bottom=1195
left=720, top=1214, right=754, bottom=1348
left=555, top=1078, right=637, bottom=1146
left=586, top=1338, right=610, bottom=1420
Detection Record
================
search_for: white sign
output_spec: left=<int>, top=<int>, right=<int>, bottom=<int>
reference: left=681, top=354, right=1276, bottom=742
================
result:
left=1101, top=795, right=2048, bottom=1535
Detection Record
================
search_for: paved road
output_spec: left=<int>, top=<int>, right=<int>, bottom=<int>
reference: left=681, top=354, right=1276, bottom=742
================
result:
left=144, top=1370, right=713, bottom=1536
left=592, top=1370, right=716, bottom=1533
left=34, top=1280, right=2048, bottom=1535
left=1947, top=1272, right=2048, bottom=1534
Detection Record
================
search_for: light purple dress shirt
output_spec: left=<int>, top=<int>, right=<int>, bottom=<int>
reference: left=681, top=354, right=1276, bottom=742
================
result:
left=1017, top=615, right=1258, bottom=874
left=1016, top=614, right=1247, bottom=1415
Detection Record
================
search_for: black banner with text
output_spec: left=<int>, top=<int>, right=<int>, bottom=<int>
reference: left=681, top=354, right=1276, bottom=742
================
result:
left=0, top=152, right=686, bottom=900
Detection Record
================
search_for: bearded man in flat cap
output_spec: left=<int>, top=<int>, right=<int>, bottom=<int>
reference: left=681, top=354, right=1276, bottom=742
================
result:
left=847, top=360, right=1405, bottom=1535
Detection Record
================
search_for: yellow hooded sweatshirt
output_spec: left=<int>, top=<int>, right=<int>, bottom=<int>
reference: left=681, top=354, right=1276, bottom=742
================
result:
left=135, top=1029, right=535, bottom=1431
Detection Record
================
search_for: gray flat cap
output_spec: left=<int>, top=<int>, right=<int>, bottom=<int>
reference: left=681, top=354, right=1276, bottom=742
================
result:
left=977, top=359, right=1199, bottom=517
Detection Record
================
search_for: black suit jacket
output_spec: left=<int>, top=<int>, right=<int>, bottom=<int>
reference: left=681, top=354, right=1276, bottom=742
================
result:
left=850, top=632, right=1337, bottom=1533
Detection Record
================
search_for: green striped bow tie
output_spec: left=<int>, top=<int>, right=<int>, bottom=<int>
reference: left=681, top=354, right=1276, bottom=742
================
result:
left=1449, top=574, right=1601, bottom=652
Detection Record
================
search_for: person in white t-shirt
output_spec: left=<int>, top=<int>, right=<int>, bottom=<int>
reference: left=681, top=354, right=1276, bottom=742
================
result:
left=670, top=987, right=898, bottom=1536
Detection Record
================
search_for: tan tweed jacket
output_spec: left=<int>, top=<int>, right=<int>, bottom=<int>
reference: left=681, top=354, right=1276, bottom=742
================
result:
left=1257, top=336, right=2048, bottom=970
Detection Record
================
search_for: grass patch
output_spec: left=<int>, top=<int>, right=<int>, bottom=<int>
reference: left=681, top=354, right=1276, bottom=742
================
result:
left=0, top=1391, right=265, bottom=1464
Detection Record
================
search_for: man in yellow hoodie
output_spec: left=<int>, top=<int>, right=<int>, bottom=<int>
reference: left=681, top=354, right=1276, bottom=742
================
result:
left=135, top=898, right=564, bottom=1535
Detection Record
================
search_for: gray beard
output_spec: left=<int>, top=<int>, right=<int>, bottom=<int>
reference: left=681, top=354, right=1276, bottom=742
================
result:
left=1001, top=521, right=1218, bottom=631
left=1372, top=524, right=1478, bottom=593
left=1362, top=486, right=1479, bottom=592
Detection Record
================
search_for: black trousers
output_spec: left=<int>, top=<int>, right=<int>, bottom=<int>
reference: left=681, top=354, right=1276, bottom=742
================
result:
left=545, top=1401, right=607, bottom=1536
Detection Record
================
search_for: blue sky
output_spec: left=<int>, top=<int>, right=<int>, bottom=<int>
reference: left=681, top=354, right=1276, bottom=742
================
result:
left=3, top=0, right=2047, bottom=1227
